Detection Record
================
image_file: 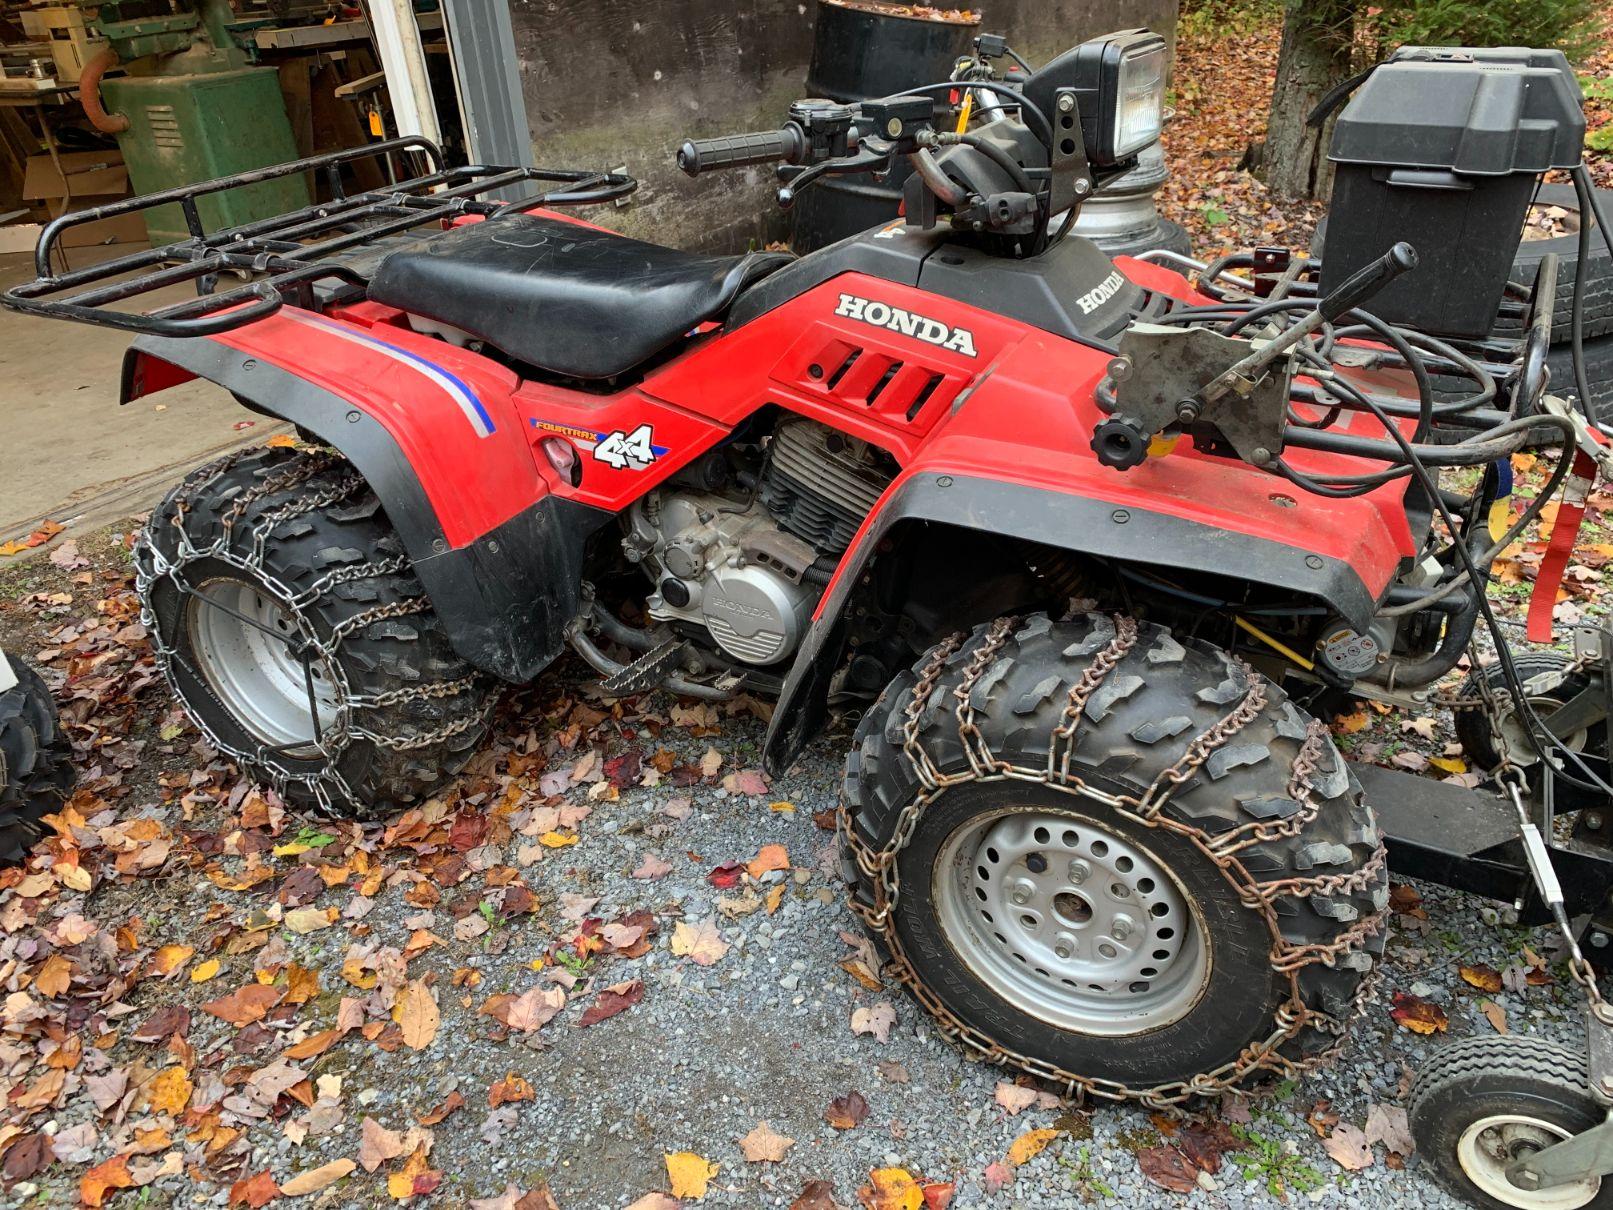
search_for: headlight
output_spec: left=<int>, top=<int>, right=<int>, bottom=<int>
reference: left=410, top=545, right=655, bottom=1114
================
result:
left=1023, top=28, right=1168, bottom=167
left=1109, top=36, right=1167, bottom=159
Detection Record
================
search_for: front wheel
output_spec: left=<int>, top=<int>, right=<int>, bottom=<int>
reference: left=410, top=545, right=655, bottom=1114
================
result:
left=841, top=612, right=1387, bottom=1098
left=1410, top=1035, right=1611, bottom=1210
left=136, top=445, right=494, bottom=817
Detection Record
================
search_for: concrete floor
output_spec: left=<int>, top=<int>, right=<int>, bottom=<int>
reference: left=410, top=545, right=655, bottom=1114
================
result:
left=0, top=245, right=285, bottom=544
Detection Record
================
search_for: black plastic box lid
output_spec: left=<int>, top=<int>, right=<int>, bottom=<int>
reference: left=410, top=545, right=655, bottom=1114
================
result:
left=1328, top=45, right=1585, bottom=175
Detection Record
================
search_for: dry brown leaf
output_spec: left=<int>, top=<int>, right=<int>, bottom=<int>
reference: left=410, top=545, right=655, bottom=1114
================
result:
left=396, top=979, right=440, bottom=1050
left=279, top=1158, right=356, bottom=1195
left=825, top=1090, right=870, bottom=1130
left=739, top=1121, right=795, bottom=1162
left=670, top=920, right=729, bottom=966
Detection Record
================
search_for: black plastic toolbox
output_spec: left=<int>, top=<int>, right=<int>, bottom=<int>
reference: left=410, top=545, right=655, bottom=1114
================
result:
left=1321, top=46, right=1585, bottom=338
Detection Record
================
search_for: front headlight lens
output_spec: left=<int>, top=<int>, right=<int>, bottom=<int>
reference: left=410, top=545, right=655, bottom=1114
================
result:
left=1112, top=41, right=1166, bottom=159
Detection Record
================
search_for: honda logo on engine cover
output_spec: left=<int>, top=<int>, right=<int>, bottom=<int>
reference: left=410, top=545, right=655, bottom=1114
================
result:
left=834, top=294, right=977, bottom=358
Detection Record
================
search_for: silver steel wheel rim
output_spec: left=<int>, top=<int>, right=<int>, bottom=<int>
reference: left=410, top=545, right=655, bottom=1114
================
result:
left=1501, top=698, right=1589, bottom=769
left=1456, top=1113, right=1599, bottom=1210
left=934, top=808, right=1210, bottom=1035
left=187, top=576, right=339, bottom=755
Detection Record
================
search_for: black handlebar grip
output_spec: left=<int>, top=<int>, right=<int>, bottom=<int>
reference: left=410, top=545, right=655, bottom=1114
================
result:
left=1319, top=241, right=1419, bottom=323
left=677, top=129, right=800, bottom=177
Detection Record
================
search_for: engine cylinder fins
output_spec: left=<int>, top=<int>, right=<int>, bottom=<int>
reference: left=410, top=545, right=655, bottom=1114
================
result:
left=762, top=416, right=896, bottom=552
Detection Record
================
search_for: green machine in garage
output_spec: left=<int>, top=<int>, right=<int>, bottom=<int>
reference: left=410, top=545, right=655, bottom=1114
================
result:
left=78, top=0, right=309, bottom=244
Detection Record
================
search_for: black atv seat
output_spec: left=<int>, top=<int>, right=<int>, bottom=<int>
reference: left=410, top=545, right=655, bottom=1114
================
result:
left=367, top=214, right=793, bottom=380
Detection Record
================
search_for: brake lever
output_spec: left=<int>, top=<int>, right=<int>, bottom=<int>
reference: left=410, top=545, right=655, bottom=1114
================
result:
left=776, top=147, right=893, bottom=210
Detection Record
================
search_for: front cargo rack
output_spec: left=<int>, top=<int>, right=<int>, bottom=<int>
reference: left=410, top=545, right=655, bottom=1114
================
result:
left=0, top=137, right=636, bottom=339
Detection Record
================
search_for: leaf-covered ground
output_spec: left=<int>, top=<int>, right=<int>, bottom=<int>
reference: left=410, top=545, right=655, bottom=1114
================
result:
left=0, top=457, right=1604, bottom=1210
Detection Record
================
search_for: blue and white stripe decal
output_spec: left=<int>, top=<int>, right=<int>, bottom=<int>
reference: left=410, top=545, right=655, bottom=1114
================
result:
left=287, top=312, right=496, bottom=437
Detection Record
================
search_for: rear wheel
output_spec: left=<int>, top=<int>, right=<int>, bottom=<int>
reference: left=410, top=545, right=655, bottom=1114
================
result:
left=136, top=445, right=493, bottom=817
left=1410, top=1035, right=1611, bottom=1210
left=0, top=655, right=74, bottom=865
left=1455, top=653, right=1607, bottom=773
left=841, top=612, right=1387, bottom=1095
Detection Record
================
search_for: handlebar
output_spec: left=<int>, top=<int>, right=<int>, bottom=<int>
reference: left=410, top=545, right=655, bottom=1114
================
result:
left=677, top=128, right=806, bottom=176
left=1318, top=241, right=1419, bottom=324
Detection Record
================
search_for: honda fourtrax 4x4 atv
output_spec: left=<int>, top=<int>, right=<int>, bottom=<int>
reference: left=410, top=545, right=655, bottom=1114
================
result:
left=8, top=30, right=1609, bottom=1114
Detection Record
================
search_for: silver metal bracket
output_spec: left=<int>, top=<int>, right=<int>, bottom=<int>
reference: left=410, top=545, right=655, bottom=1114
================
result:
left=1109, top=323, right=1292, bottom=465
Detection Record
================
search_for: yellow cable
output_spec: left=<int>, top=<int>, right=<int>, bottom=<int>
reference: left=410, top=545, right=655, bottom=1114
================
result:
left=956, top=92, right=974, bottom=133
left=1233, top=616, right=1316, bottom=671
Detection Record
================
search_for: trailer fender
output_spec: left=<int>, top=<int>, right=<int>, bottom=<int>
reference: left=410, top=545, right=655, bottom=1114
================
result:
left=122, top=328, right=611, bottom=683
left=762, top=472, right=1380, bottom=773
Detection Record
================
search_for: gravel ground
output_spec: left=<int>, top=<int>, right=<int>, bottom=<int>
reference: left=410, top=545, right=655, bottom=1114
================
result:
left=0, top=572, right=1592, bottom=1209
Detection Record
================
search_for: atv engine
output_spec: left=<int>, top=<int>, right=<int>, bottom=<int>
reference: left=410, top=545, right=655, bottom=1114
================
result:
left=623, top=418, right=894, bottom=665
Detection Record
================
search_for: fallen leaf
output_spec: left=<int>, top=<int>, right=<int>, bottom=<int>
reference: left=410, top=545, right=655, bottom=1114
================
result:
left=671, top=920, right=729, bottom=966
left=279, top=1158, right=356, bottom=1195
left=230, top=1170, right=281, bottom=1207
left=826, top=1090, right=870, bottom=1130
left=626, top=1195, right=683, bottom=1210
left=148, top=1065, right=193, bottom=1115
left=981, top=1162, right=1015, bottom=1194
left=396, top=980, right=440, bottom=1050
left=632, top=852, right=673, bottom=880
left=851, top=1001, right=897, bottom=1044
left=1459, top=964, right=1504, bottom=994
left=1481, top=998, right=1509, bottom=1033
left=739, top=1121, right=795, bottom=1162
left=203, top=983, right=284, bottom=1027
left=81, top=1154, right=135, bottom=1207
left=1323, top=1123, right=1374, bottom=1171
left=489, top=1074, right=535, bottom=1107
left=418, top=1091, right=465, bottom=1126
left=35, top=954, right=73, bottom=997
left=861, top=1168, right=924, bottom=1210
left=578, top=980, right=644, bottom=1027
left=747, top=843, right=790, bottom=879
left=190, top=958, right=223, bottom=984
left=666, top=1151, right=719, bottom=1199
left=1137, top=1145, right=1198, bottom=1193
left=284, top=906, right=333, bottom=934
left=504, top=985, right=566, bottom=1032
left=359, top=1117, right=407, bottom=1172
left=994, top=1082, right=1038, bottom=1116
left=150, top=944, right=195, bottom=976
left=1365, top=1103, right=1415, bottom=1157
left=1007, top=1127, right=1059, bottom=1165
left=1390, top=991, right=1449, bottom=1035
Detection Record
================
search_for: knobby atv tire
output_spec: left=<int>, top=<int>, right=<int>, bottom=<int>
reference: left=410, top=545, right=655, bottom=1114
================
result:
left=842, top=613, right=1386, bottom=1094
left=137, top=445, right=492, bottom=817
left=0, top=656, right=74, bottom=865
left=1409, top=1035, right=1613, bottom=1210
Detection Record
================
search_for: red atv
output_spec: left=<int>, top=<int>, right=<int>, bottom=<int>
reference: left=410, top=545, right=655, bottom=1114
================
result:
left=4, top=29, right=1593, bottom=1110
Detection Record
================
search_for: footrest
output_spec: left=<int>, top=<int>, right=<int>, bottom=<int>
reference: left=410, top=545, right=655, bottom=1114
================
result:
left=599, top=639, right=686, bottom=696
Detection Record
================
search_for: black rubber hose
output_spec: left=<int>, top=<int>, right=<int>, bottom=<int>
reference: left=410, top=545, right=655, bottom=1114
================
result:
left=1571, top=165, right=1607, bottom=428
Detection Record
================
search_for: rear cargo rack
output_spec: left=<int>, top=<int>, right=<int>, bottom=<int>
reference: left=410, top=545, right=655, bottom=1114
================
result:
left=0, top=137, right=637, bottom=339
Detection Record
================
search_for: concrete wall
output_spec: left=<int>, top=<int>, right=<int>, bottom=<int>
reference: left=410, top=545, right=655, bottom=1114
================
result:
left=509, top=0, right=1178, bottom=251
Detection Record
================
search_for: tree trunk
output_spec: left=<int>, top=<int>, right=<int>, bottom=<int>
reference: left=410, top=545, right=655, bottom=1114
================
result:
left=1261, top=0, right=1357, bottom=201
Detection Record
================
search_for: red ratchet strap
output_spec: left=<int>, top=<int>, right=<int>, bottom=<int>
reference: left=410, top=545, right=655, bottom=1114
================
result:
left=1528, top=440, right=1605, bottom=642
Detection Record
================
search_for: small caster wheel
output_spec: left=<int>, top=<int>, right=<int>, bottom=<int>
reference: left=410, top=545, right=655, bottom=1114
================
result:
left=1410, top=1035, right=1612, bottom=1209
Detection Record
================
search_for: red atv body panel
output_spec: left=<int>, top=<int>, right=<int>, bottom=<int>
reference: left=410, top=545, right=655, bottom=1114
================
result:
left=123, top=230, right=1421, bottom=761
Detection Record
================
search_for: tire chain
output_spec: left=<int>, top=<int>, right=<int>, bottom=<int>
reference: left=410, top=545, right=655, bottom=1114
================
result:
left=139, top=450, right=486, bottom=815
left=841, top=614, right=1389, bottom=1110
left=1466, top=647, right=1613, bottom=1023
